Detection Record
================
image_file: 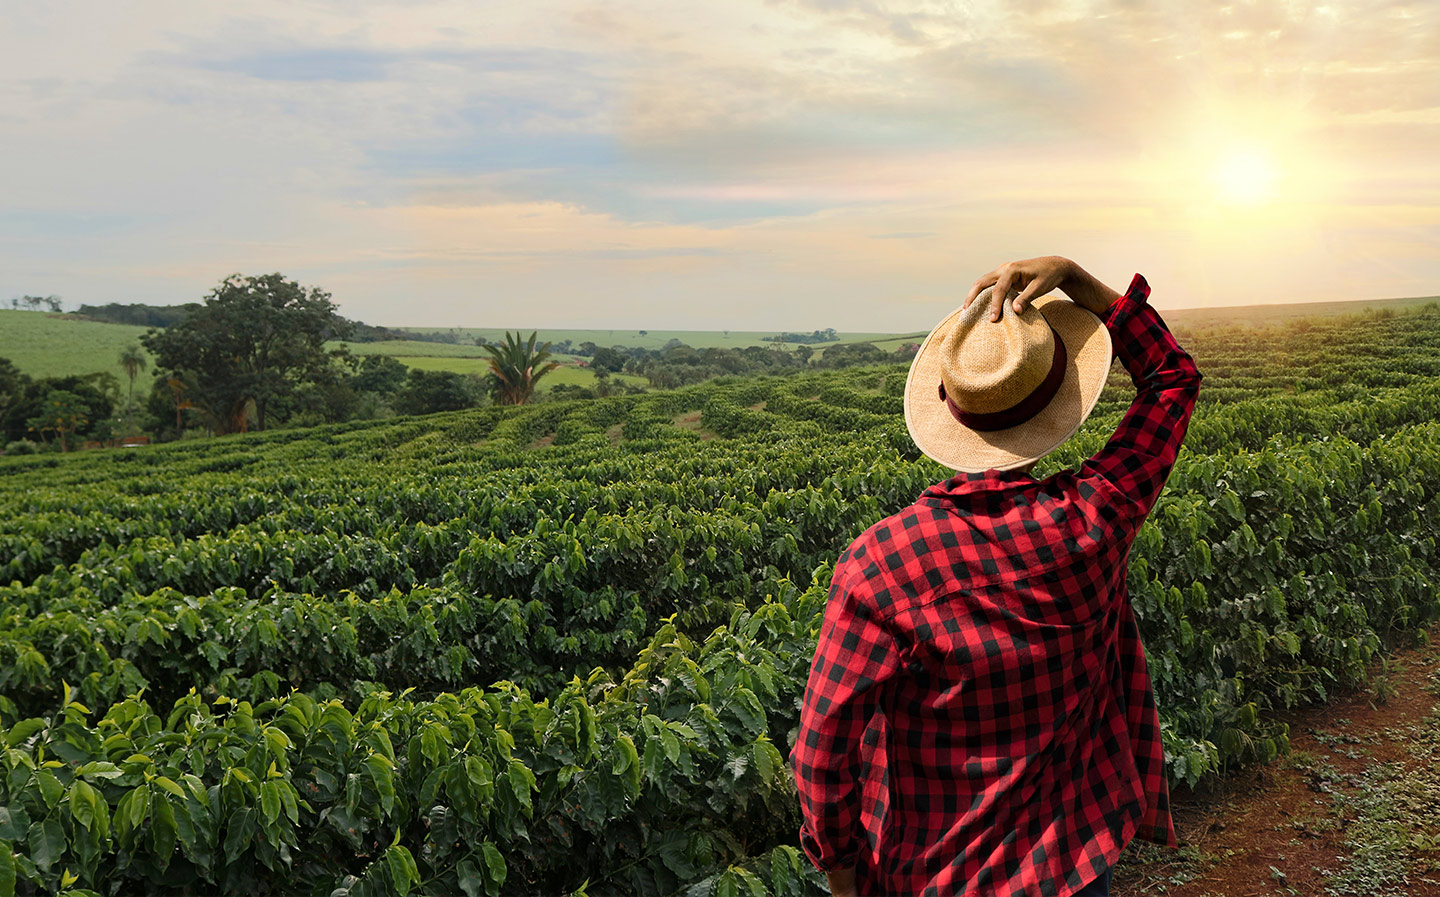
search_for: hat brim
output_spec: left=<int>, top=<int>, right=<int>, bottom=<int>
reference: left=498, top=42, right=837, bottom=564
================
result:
left=903, top=292, right=1112, bottom=473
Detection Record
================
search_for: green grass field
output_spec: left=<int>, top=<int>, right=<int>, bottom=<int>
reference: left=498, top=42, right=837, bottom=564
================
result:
left=393, top=327, right=904, bottom=351
left=0, top=310, right=157, bottom=382
left=7, top=294, right=1438, bottom=386
left=328, top=339, right=491, bottom=358
left=1162, top=295, right=1440, bottom=330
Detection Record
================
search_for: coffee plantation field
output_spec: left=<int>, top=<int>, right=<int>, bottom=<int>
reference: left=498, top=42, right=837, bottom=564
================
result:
left=1, top=302, right=1439, bottom=895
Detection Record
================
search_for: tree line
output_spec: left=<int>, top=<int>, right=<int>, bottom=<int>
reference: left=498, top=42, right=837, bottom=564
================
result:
left=8, top=295, right=64, bottom=313
left=3, top=273, right=919, bottom=451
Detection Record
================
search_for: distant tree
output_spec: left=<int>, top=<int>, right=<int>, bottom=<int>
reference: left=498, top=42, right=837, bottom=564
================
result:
left=591, top=346, right=626, bottom=373
left=146, top=373, right=201, bottom=437
left=0, top=358, right=29, bottom=428
left=353, top=355, right=409, bottom=395
left=141, top=273, right=352, bottom=433
left=483, top=331, right=559, bottom=406
left=73, top=302, right=199, bottom=328
left=795, top=345, right=814, bottom=364
left=394, top=370, right=478, bottom=415
left=12, top=295, right=61, bottom=312
left=286, top=368, right=360, bottom=425
left=814, top=342, right=889, bottom=368
left=2, top=372, right=115, bottom=445
left=26, top=389, right=88, bottom=452
left=593, top=369, right=624, bottom=398
left=763, top=328, right=840, bottom=345
left=118, top=344, right=147, bottom=411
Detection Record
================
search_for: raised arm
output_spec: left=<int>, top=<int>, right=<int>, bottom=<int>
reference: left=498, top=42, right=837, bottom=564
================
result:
left=964, top=257, right=1202, bottom=530
left=1074, top=272, right=1202, bottom=529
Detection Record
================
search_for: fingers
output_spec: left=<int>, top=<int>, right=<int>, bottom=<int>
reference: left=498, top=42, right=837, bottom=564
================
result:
left=990, top=270, right=1017, bottom=322
left=1012, top=278, right=1049, bottom=316
left=964, top=272, right=997, bottom=310
left=966, top=258, right=1069, bottom=321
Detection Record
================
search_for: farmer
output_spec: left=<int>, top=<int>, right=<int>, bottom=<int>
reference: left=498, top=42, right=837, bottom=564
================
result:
left=792, top=255, right=1201, bottom=897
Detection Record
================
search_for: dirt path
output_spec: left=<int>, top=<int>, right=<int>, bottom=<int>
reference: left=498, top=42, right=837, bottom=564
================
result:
left=1113, top=621, right=1440, bottom=897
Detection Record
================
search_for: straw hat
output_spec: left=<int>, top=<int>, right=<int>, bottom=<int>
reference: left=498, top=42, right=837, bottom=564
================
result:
left=903, top=284, right=1112, bottom=472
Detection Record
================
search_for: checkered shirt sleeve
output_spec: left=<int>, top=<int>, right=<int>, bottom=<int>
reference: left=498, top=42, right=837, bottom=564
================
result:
left=1078, top=273, right=1204, bottom=532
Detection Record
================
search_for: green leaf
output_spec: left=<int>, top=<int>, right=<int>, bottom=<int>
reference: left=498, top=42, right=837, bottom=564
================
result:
left=611, top=737, right=634, bottom=775
left=363, top=756, right=395, bottom=815
left=0, top=810, right=23, bottom=845
left=457, top=858, right=484, bottom=897
left=150, top=796, right=177, bottom=872
left=27, top=817, right=63, bottom=872
left=753, top=741, right=777, bottom=781
left=153, top=776, right=186, bottom=800
left=506, top=761, right=534, bottom=816
left=116, top=786, right=151, bottom=842
left=0, top=841, right=13, bottom=897
left=464, top=756, right=493, bottom=791
left=481, top=842, right=506, bottom=889
left=279, top=782, right=299, bottom=824
left=260, top=781, right=282, bottom=825
left=75, top=761, right=122, bottom=781
left=4, top=719, right=45, bottom=748
left=36, top=770, right=64, bottom=809
left=386, top=845, right=418, bottom=897
left=222, top=807, right=256, bottom=865
left=68, top=780, right=99, bottom=831
left=657, top=832, right=695, bottom=877
left=171, top=801, right=198, bottom=858
left=733, top=868, right=767, bottom=897
left=661, top=729, right=681, bottom=765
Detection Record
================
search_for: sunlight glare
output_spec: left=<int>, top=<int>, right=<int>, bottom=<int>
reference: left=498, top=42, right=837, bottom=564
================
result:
left=1211, top=147, right=1277, bottom=205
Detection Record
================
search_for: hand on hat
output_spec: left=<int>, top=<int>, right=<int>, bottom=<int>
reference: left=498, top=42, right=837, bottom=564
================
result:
left=965, top=256, right=1120, bottom=321
left=964, top=256, right=1076, bottom=322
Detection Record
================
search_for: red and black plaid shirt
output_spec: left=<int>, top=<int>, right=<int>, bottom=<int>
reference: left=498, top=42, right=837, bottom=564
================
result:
left=793, top=274, right=1199, bottom=897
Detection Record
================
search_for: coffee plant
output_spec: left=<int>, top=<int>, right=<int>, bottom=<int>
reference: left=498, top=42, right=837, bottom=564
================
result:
left=1, top=303, right=1439, bottom=894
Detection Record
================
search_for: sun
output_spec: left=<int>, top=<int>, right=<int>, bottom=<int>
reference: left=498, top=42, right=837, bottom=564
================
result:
left=1210, top=147, right=1277, bottom=205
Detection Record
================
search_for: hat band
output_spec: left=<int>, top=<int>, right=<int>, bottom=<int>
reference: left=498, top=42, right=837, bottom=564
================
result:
left=937, top=322, right=1068, bottom=432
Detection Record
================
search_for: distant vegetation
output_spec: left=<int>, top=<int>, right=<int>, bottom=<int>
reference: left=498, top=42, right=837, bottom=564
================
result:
left=6, top=282, right=1435, bottom=454
left=72, top=301, right=201, bottom=328
left=7, top=294, right=63, bottom=312
left=762, top=327, right=838, bottom=344
left=72, top=301, right=450, bottom=345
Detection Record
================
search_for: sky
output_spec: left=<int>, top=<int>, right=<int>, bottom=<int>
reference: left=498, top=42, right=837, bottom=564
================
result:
left=1, top=1, right=1437, bottom=330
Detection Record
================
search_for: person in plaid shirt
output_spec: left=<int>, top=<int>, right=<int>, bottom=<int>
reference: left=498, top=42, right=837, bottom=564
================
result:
left=792, top=256, right=1201, bottom=897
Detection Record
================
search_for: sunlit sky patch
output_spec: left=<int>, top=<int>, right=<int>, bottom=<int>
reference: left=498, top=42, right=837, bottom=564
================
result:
left=1, top=1, right=1436, bottom=329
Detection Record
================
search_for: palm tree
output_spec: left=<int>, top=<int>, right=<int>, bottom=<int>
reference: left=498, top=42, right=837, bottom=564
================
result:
left=483, top=331, right=559, bottom=405
left=118, top=345, right=147, bottom=411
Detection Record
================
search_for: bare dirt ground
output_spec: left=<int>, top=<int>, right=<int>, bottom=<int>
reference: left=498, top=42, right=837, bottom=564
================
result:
left=1113, top=621, right=1440, bottom=897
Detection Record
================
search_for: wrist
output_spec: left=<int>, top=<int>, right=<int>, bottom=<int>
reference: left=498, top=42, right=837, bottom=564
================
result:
left=1060, top=261, right=1120, bottom=316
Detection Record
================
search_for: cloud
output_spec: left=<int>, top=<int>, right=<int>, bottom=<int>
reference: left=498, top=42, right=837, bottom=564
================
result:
left=0, top=0, right=1435, bottom=325
left=200, top=47, right=396, bottom=82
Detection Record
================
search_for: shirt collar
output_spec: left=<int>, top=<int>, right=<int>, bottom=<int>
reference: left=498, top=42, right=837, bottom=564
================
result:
left=920, top=466, right=1037, bottom=501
